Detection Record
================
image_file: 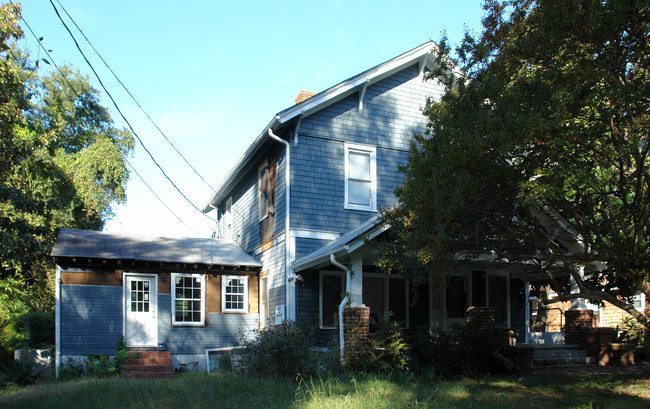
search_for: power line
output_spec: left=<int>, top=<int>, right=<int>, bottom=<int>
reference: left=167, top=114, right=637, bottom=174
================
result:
left=8, top=1, right=202, bottom=236
left=54, top=0, right=217, bottom=194
left=48, top=0, right=216, bottom=224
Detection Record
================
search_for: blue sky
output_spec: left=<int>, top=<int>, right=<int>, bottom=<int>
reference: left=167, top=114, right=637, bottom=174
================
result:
left=16, top=0, right=486, bottom=238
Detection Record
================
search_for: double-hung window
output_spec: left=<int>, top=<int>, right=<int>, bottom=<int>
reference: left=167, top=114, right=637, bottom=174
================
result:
left=172, top=273, right=205, bottom=326
left=222, top=275, right=248, bottom=313
left=344, top=143, right=377, bottom=211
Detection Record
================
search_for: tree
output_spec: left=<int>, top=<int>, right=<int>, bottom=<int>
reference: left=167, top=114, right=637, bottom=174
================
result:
left=379, top=0, right=650, bottom=327
left=0, top=3, right=134, bottom=316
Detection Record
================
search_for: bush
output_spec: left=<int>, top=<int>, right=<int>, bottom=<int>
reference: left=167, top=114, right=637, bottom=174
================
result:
left=409, top=324, right=512, bottom=377
left=57, top=337, right=130, bottom=380
left=0, top=358, right=40, bottom=386
left=240, top=322, right=317, bottom=380
left=0, top=311, right=54, bottom=351
left=616, top=317, right=649, bottom=361
left=344, top=312, right=408, bottom=374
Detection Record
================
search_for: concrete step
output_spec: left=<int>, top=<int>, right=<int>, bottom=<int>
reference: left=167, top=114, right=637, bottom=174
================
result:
left=527, top=344, right=595, bottom=368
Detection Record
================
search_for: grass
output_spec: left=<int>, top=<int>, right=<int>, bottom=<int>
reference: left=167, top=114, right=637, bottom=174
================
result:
left=0, top=370, right=649, bottom=409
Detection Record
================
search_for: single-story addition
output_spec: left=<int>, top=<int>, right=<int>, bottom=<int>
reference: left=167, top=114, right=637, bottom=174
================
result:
left=51, top=228, right=262, bottom=373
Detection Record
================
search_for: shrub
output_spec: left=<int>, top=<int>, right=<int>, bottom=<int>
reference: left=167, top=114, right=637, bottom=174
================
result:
left=0, top=358, right=39, bottom=386
left=57, top=337, right=130, bottom=380
left=240, top=322, right=317, bottom=380
left=344, top=312, right=408, bottom=374
left=409, top=324, right=512, bottom=377
left=616, top=317, right=649, bottom=361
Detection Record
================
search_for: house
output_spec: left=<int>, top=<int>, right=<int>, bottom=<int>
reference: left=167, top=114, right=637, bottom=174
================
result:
left=202, top=42, right=542, bottom=346
left=52, top=228, right=261, bottom=372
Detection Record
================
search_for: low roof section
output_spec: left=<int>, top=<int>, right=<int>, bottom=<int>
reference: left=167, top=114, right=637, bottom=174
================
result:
left=52, top=228, right=262, bottom=273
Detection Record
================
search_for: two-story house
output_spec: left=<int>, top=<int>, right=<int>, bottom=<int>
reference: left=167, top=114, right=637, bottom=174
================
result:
left=202, top=42, right=531, bottom=346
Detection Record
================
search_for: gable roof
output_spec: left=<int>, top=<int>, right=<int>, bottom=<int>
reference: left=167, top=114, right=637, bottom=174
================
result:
left=51, top=228, right=261, bottom=269
left=202, top=41, right=439, bottom=212
left=290, top=215, right=389, bottom=272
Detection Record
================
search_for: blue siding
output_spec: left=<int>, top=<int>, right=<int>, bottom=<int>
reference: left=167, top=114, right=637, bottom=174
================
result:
left=158, top=294, right=258, bottom=354
left=291, top=64, right=443, bottom=234
left=60, top=285, right=123, bottom=355
left=295, top=237, right=332, bottom=260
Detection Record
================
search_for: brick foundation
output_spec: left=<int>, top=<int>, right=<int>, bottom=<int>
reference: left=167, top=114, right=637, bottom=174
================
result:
left=343, top=307, right=370, bottom=352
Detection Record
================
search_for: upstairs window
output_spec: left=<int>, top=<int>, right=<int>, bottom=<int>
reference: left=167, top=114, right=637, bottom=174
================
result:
left=172, top=273, right=205, bottom=326
left=258, top=162, right=270, bottom=221
left=222, top=275, right=249, bottom=313
left=344, top=143, right=377, bottom=211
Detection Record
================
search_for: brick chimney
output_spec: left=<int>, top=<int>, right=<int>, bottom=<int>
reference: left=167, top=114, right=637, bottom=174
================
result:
left=295, top=90, right=316, bottom=104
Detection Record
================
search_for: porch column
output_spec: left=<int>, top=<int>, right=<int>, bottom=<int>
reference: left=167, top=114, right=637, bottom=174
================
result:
left=570, top=265, right=587, bottom=310
left=347, top=253, right=364, bottom=307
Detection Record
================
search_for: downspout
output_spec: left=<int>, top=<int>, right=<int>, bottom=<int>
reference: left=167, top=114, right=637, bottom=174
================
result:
left=55, top=264, right=61, bottom=378
left=268, top=128, right=294, bottom=321
left=330, top=254, right=350, bottom=363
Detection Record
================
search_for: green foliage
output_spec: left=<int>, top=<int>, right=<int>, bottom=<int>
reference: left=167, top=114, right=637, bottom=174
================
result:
left=0, top=358, right=39, bottom=387
left=408, top=324, right=512, bottom=376
left=57, top=337, right=130, bottom=380
left=379, top=0, right=650, bottom=326
left=0, top=4, right=134, bottom=318
left=616, top=317, right=649, bottom=360
left=344, top=312, right=408, bottom=374
left=240, top=322, right=318, bottom=380
left=0, top=311, right=54, bottom=366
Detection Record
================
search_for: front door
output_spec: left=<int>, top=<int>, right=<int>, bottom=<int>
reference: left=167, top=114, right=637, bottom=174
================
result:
left=124, top=274, right=158, bottom=347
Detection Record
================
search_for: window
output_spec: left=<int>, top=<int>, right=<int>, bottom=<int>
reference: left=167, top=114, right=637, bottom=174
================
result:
left=344, top=143, right=377, bottom=211
left=172, top=273, right=205, bottom=326
left=258, top=162, right=270, bottom=221
left=363, top=274, right=408, bottom=327
left=225, top=197, right=232, bottom=240
left=319, top=272, right=345, bottom=328
left=222, top=275, right=248, bottom=313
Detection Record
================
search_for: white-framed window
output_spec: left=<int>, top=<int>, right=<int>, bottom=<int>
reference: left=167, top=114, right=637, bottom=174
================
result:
left=222, top=275, right=249, bottom=313
left=172, top=273, right=206, bottom=326
left=258, top=161, right=270, bottom=221
left=319, top=271, right=346, bottom=328
left=344, top=143, right=377, bottom=211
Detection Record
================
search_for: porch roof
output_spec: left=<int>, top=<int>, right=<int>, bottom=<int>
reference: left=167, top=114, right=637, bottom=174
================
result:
left=51, top=228, right=262, bottom=270
left=291, top=216, right=389, bottom=272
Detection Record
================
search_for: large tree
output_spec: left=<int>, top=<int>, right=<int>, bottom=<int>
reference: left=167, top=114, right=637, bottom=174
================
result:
left=380, top=0, right=650, bottom=326
left=0, top=3, right=134, bottom=316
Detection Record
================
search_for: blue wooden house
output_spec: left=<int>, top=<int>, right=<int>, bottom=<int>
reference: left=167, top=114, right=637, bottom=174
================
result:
left=202, top=42, right=534, bottom=345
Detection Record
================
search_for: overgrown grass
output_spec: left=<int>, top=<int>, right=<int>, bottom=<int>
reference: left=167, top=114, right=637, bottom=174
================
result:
left=0, top=370, right=648, bottom=409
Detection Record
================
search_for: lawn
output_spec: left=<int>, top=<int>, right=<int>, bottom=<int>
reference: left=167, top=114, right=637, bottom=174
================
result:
left=0, top=370, right=648, bottom=409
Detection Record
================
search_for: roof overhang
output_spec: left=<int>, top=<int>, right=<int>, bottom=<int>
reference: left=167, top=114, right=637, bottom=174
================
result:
left=290, top=216, right=389, bottom=272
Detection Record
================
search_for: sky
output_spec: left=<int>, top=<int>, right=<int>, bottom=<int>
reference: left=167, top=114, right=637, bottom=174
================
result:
left=15, top=0, right=486, bottom=239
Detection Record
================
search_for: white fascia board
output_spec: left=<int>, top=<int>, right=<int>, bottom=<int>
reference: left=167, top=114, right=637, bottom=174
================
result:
left=276, top=42, right=438, bottom=125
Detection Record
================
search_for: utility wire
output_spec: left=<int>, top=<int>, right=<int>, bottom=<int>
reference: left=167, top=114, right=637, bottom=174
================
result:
left=48, top=0, right=216, bottom=224
left=54, top=0, right=217, bottom=194
left=9, top=1, right=202, bottom=236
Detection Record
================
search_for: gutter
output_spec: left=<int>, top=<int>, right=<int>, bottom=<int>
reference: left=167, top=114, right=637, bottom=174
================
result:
left=330, top=254, right=350, bottom=363
left=268, top=128, right=295, bottom=321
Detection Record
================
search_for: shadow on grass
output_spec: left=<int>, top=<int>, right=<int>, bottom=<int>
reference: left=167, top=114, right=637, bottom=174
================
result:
left=1, top=370, right=649, bottom=409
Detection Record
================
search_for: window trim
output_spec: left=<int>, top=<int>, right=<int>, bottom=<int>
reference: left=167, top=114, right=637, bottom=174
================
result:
left=171, top=273, right=206, bottom=327
left=225, top=197, right=233, bottom=240
left=222, top=275, right=249, bottom=313
left=344, top=143, right=377, bottom=212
